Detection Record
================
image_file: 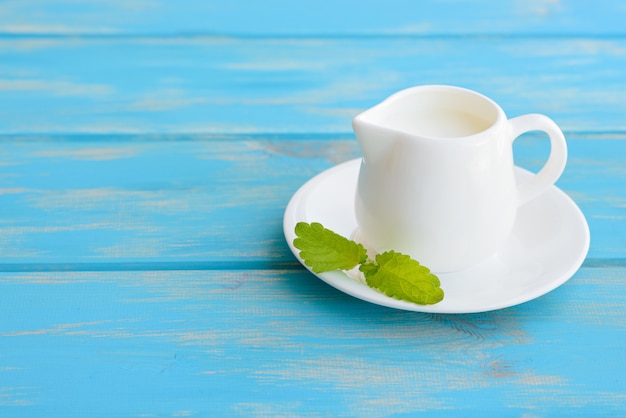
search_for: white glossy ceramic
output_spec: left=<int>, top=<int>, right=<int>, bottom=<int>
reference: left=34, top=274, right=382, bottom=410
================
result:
left=283, top=159, right=589, bottom=314
left=353, top=85, right=568, bottom=272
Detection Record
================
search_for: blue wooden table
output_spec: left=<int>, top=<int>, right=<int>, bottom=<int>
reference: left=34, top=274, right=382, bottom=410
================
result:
left=2, top=1, right=626, bottom=416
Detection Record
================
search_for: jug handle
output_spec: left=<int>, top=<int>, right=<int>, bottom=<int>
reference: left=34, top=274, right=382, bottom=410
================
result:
left=509, top=114, right=568, bottom=206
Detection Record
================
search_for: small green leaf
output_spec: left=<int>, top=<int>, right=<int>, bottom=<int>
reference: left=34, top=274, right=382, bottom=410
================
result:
left=293, top=222, right=444, bottom=306
left=361, top=251, right=444, bottom=305
left=293, top=222, right=368, bottom=274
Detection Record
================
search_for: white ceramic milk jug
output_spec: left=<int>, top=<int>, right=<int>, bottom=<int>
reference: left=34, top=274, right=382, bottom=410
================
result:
left=352, top=85, right=567, bottom=273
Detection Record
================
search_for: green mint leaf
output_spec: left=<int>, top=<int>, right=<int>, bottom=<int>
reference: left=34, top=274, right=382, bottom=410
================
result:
left=360, top=251, right=444, bottom=305
left=293, top=222, right=444, bottom=305
left=293, top=222, right=368, bottom=274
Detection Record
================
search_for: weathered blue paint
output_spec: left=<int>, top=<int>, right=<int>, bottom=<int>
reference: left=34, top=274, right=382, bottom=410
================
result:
left=1, top=37, right=626, bottom=134
left=0, top=0, right=625, bottom=36
left=1, top=1, right=625, bottom=416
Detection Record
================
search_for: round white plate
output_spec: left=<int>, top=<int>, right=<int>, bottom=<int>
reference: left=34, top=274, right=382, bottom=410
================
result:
left=283, top=158, right=590, bottom=313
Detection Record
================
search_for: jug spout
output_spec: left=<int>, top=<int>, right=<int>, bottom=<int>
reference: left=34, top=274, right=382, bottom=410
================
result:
left=352, top=111, right=396, bottom=165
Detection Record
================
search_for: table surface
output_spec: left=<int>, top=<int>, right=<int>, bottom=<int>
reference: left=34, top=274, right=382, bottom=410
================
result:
left=2, top=1, right=626, bottom=416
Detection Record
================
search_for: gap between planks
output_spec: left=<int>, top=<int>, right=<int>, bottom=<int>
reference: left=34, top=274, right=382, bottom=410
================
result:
left=0, top=258, right=620, bottom=273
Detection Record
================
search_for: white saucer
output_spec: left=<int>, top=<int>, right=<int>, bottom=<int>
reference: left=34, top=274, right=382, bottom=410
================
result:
left=283, top=158, right=590, bottom=313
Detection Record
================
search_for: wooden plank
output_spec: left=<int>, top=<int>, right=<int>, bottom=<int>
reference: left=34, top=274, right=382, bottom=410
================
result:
left=0, top=136, right=623, bottom=268
left=1, top=0, right=625, bottom=36
left=0, top=136, right=348, bottom=268
left=1, top=37, right=626, bottom=134
left=1, top=265, right=625, bottom=415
